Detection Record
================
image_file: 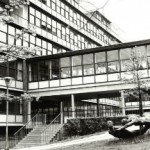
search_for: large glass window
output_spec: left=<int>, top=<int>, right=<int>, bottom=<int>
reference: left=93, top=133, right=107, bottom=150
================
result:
left=95, top=52, right=106, bottom=74
left=83, top=54, right=94, bottom=75
left=39, top=61, right=49, bottom=81
left=95, top=62, right=107, bottom=74
left=84, top=64, right=94, bottom=75
left=72, top=55, right=82, bottom=76
left=29, top=62, right=38, bottom=82
left=120, top=48, right=132, bottom=60
left=107, top=50, right=118, bottom=61
left=60, top=57, right=71, bottom=78
left=95, top=52, right=106, bottom=62
left=108, top=61, right=120, bottom=73
left=0, top=31, right=6, bottom=43
left=51, top=59, right=60, bottom=79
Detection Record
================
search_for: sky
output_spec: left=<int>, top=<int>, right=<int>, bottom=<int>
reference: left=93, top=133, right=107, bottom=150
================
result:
left=80, top=0, right=150, bottom=42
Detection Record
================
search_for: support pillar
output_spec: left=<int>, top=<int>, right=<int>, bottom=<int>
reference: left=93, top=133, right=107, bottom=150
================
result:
left=121, top=91, right=126, bottom=116
left=97, top=97, right=100, bottom=117
left=27, top=101, right=31, bottom=122
left=60, top=101, right=64, bottom=124
left=71, top=94, right=75, bottom=118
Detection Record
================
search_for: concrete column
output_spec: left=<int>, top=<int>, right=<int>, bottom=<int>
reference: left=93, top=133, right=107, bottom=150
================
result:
left=97, top=97, right=100, bottom=117
left=121, top=91, right=126, bottom=116
left=23, top=60, right=27, bottom=91
left=60, top=101, right=64, bottom=124
left=27, top=101, right=31, bottom=122
left=71, top=94, right=75, bottom=118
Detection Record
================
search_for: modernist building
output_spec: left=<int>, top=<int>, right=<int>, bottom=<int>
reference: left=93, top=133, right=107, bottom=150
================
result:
left=0, top=0, right=122, bottom=125
left=1, top=0, right=150, bottom=149
left=1, top=38, right=150, bottom=127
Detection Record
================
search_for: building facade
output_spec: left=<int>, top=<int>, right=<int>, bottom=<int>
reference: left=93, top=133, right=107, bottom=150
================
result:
left=0, top=0, right=122, bottom=126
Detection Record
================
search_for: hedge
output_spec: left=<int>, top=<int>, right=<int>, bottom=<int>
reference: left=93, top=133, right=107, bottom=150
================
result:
left=63, top=116, right=126, bottom=137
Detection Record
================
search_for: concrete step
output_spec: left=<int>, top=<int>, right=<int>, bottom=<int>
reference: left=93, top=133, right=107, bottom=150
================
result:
left=13, top=124, right=64, bottom=149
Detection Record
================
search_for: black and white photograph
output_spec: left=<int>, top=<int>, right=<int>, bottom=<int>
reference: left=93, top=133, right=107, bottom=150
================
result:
left=0, top=0, right=150, bottom=149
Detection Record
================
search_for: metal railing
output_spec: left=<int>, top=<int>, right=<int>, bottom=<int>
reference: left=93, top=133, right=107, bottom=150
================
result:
left=13, top=112, right=46, bottom=148
left=41, top=113, right=63, bottom=143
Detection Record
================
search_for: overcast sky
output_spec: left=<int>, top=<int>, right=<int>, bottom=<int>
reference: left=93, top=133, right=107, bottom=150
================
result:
left=80, top=0, right=150, bottom=42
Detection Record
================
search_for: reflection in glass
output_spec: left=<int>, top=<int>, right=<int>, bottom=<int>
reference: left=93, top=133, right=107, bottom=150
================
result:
left=107, top=50, right=118, bottom=61
left=84, top=64, right=94, bottom=75
left=95, top=52, right=106, bottom=63
left=60, top=57, right=70, bottom=67
left=83, top=54, right=93, bottom=65
left=51, top=59, right=60, bottom=79
left=39, top=61, right=49, bottom=81
left=61, top=67, right=71, bottom=78
left=72, top=55, right=82, bottom=66
left=120, top=48, right=132, bottom=60
left=108, top=61, right=119, bottom=72
left=30, top=62, right=38, bottom=81
left=72, top=66, right=82, bottom=76
left=95, top=63, right=106, bottom=74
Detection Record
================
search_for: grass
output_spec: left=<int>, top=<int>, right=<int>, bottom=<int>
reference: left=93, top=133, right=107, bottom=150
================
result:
left=51, top=132, right=150, bottom=150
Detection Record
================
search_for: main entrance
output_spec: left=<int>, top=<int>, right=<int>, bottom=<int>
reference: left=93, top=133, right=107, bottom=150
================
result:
left=31, top=99, right=60, bottom=124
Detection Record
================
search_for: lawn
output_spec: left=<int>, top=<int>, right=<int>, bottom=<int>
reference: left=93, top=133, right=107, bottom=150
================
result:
left=52, top=133, right=150, bottom=150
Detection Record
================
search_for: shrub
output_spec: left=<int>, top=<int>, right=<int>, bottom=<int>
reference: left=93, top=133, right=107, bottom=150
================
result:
left=64, top=116, right=126, bottom=137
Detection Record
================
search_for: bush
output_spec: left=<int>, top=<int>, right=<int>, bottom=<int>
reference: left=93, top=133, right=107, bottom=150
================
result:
left=64, top=118, right=108, bottom=136
left=64, top=116, right=126, bottom=137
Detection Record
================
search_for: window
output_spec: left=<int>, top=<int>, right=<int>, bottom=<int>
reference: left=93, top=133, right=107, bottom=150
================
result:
left=17, top=62, right=23, bottom=81
left=51, top=59, right=60, bottom=79
left=72, top=55, right=82, bottom=76
left=120, top=48, right=132, bottom=60
left=30, top=7, right=35, bottom=15
left=29, top=62, right=38, bottom=81
left=8, top=26, right=15, bottom=35
left=83, top=54, right=94, bottom=75
left=36, top=38, right=41, bottom=47
left=0, top=31, right=6, bottom=43
left=36, top=18, right=40, bottom=27
left=36, top=10, right=41, bottom=19
left=84, top=64, right=94, bottom=75
left=95, top=63, right=107, bottom=74
left=29, top=15, right=35, bottom=24
left=8, top=35, right=15, bottom=45
left=95, top=52, right=106, bottom=63
left=60, top=57, right=71, bottom=78
left=107, top=50, right=118, bottom=61
left=108, top=61, right=119, bottom=73
left=39, top=61, right=49, bottom=81
left=83, top=54, right=93, bottom=65
left=52, top=1, right=56, bottom=10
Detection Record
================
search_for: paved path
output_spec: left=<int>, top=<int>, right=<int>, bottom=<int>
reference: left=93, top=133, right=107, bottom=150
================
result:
left=14, top=132, right=115, bottom=150
left=12, top=126, right=139, bottom=150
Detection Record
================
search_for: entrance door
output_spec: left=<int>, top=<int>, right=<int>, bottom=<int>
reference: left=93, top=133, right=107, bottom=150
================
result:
left=31, top=100, right=60, bottom=124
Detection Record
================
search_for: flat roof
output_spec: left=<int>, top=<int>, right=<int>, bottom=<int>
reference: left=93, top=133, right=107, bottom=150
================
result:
left=27, top=39, right=150, bottom=62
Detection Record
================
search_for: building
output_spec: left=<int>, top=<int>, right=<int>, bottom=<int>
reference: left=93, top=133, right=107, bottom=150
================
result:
left=0, top=0, right=122, bottom=125
left=1, top=0, right=148, bottom=148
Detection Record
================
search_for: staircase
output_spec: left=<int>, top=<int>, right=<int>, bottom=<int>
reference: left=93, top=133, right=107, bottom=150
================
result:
left=12, top=113, right=64, bottom=149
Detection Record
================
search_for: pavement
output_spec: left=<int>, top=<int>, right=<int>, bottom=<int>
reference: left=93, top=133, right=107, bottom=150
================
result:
left=14, top=131, right=115, bottom=150
left=12, top=126, right=139, bottom=150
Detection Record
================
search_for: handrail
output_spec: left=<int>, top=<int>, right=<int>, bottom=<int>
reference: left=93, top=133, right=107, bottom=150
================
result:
left=40, top=113, right=62, bottom=143
left=41, top=113, right=61, bottom=134
left=14, top=112, right=39, bottom=136
left=13, top=112, right=46, bottom=148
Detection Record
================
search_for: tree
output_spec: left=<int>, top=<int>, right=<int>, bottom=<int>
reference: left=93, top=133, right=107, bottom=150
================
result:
left=0, top=0, right=41, bottom=105
left=121, top=48, right=150, bottom=116
left=0, top=1, right=41, bottom=149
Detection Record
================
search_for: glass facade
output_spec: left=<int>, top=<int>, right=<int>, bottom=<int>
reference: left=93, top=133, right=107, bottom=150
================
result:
left=0, top=60, right=23, bottom=81
left=28, top=44, right=150, bottom=84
